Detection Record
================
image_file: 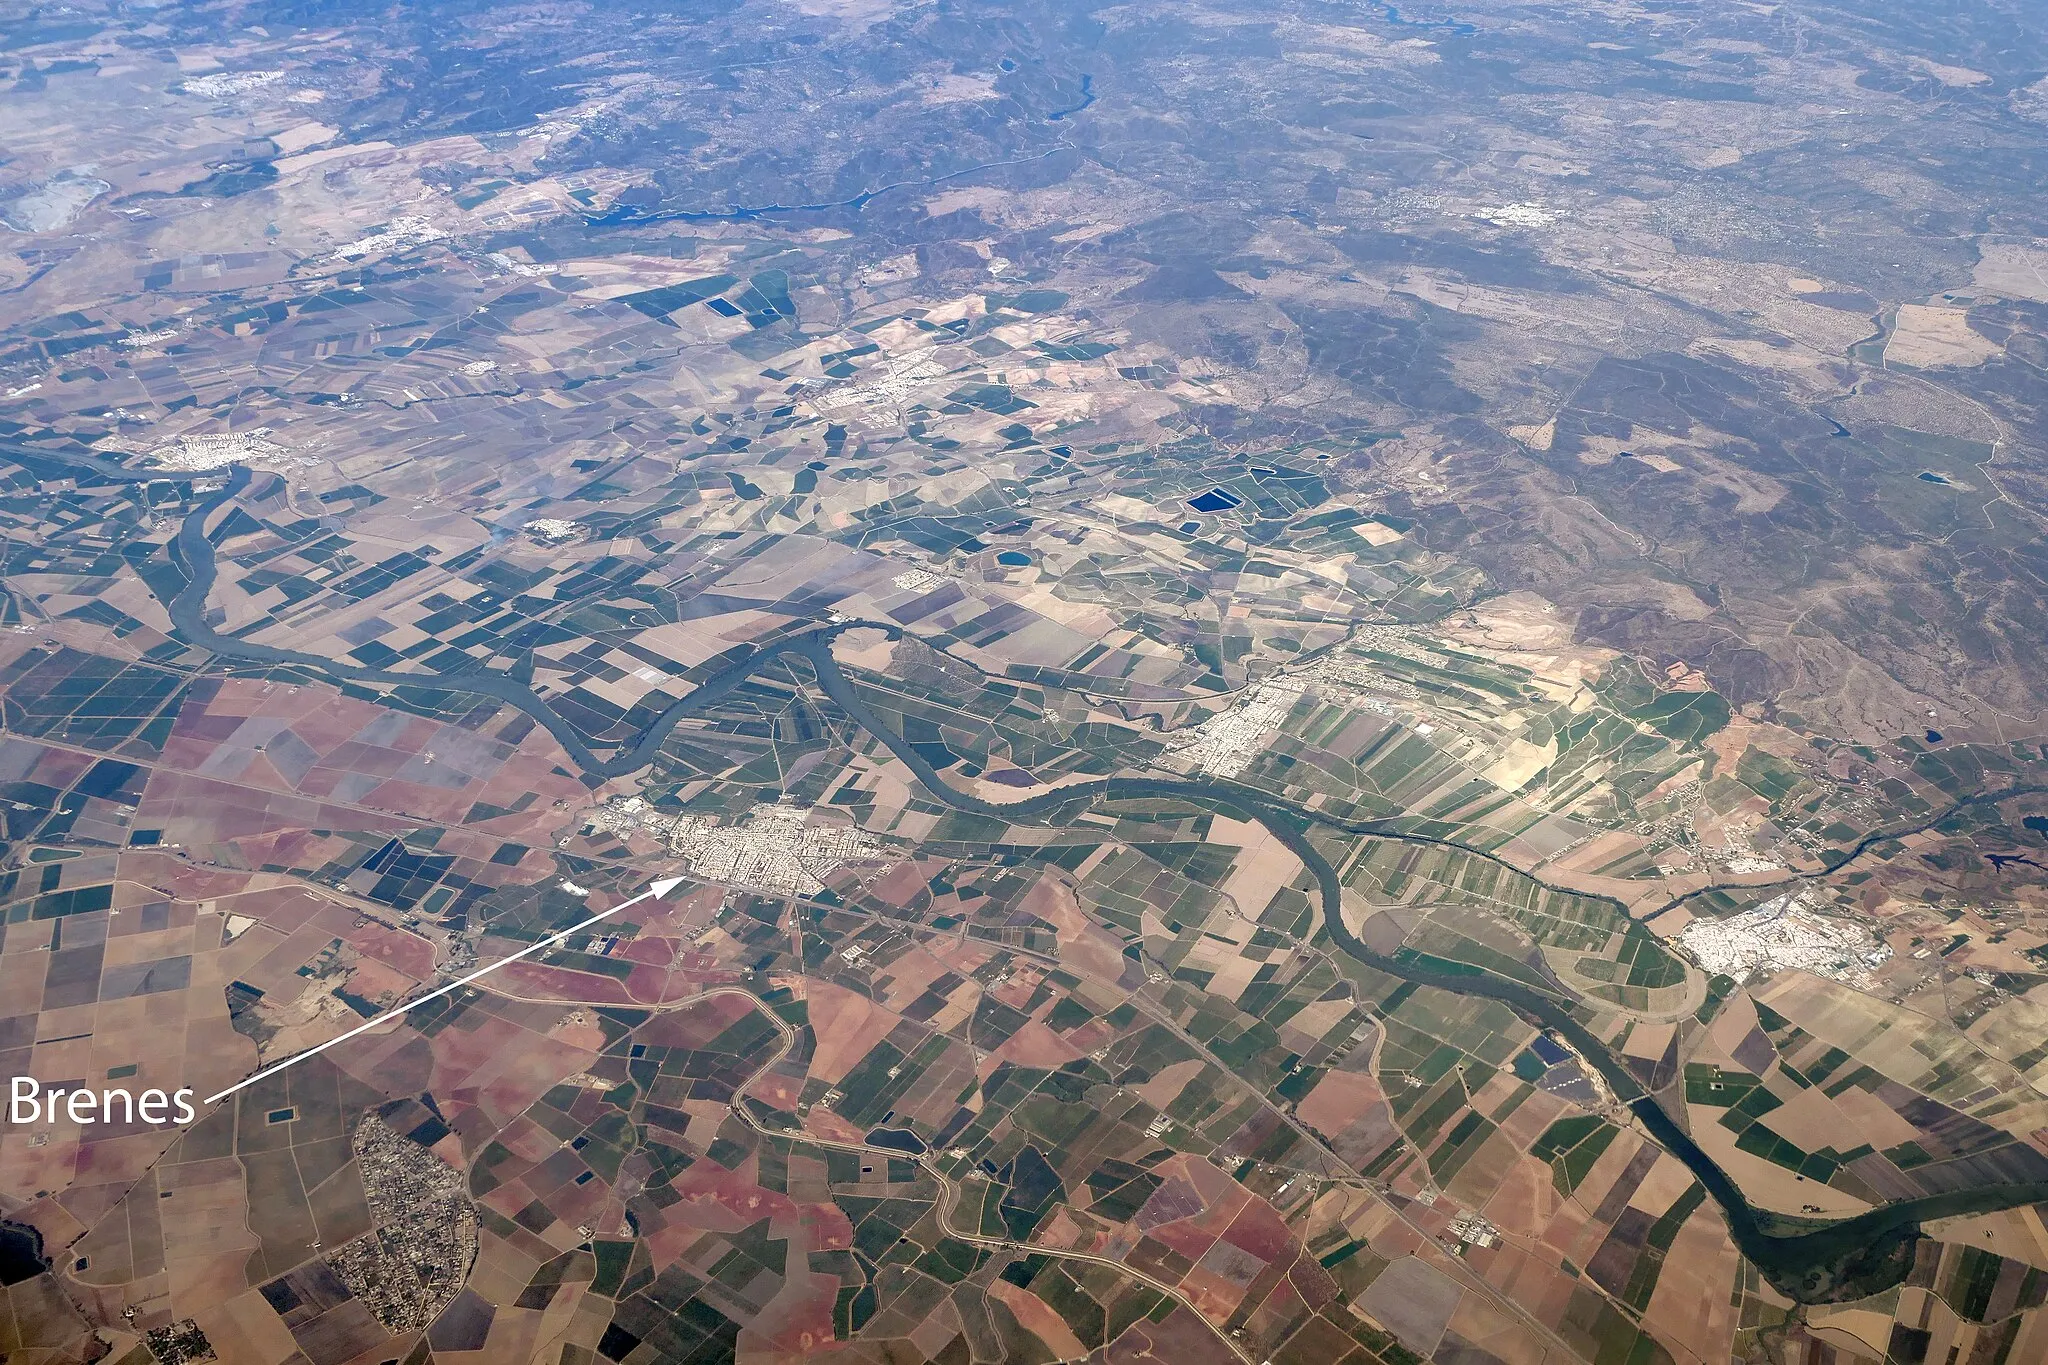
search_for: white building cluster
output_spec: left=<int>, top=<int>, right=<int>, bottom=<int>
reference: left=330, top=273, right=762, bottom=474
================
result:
left=1471, top=202, right=1561, bottom=228
left=1170, top=647, right=1439, bottom=778
left=181, top=70, right=286, bottom=98
left=1679, top=892, right=1892, bottom=985
left=145, top=428, right=289, bottom=471
left=525, top=518, right=583, bottom=543
left=586, top=796, right=883, bottom=897
left=890, top=566, right=949, bottom=593
left=331, top=215, right=449, bottom=261
left=819, top=351, right=950, bottom=424
left=1303, top=652, right=1423, bottom=701
left=1173, top=676, right=1309, bottom=778
left=1447, top=1212, right=1501, bottom=1249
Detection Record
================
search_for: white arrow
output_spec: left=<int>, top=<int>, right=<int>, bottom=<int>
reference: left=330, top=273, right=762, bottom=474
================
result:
left=204, top=876, right=689, bottom=1105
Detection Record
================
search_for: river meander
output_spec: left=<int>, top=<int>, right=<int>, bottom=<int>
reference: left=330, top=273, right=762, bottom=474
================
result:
left=143, top=468, right=2048, bottom=1300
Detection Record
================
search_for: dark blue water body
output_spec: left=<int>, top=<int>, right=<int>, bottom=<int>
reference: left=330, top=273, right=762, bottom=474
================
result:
left=865, top=1126, right=928, bottom=1155
left=1047, top=72, right=1096, bottom=120
left=0, top=1221, right=48, bottom=1286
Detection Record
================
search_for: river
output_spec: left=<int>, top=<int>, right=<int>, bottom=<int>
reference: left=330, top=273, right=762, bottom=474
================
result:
left=142, top=469, right=2048, bottom=1301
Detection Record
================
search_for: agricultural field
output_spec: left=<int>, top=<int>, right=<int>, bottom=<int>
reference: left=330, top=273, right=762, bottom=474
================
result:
left=5, top=2, right=2048, bottom=1364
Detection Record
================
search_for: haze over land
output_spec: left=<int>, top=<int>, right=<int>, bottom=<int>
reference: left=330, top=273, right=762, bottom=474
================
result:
left=2, top=2, right=2048, bottom=1363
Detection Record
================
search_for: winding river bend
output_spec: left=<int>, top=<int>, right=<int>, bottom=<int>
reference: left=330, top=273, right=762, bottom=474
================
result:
left=152, top=470, right=2048, bottom=1300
